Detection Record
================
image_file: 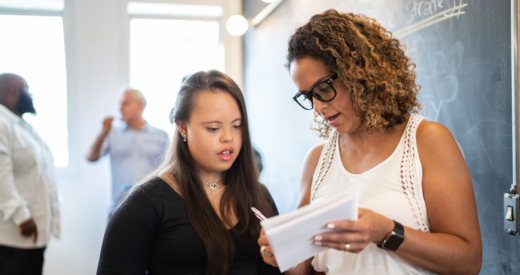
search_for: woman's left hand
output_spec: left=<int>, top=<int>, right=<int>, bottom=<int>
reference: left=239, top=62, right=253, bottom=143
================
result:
left=313, top=208, right=395, bottom=253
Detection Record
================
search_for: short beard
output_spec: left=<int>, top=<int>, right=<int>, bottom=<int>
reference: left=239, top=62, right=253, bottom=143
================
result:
left=16, top=90, right=36, bottom=115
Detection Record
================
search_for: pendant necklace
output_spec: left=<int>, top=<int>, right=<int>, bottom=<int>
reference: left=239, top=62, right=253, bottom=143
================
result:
left=203, top=180, right=221, bottom=190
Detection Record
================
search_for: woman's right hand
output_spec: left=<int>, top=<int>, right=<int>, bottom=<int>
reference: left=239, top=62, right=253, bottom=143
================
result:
left=258, top=229, right=278, bottom=267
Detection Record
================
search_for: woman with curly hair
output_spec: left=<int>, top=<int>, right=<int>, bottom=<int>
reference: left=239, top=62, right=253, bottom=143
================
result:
left=258, top=9, right=482, bottom=275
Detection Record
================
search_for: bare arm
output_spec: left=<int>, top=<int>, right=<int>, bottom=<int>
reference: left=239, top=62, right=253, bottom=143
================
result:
left=315, top=121, right=482, bottom=275
left=259, top=143, right=325, bottom=275
left=86, top=117, right=112, bottom=162
left=393, top=121, right=482, bottom=274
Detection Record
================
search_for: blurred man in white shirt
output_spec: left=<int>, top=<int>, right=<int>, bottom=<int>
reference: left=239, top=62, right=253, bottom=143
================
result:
left=0, top=73, right=60, bottom=275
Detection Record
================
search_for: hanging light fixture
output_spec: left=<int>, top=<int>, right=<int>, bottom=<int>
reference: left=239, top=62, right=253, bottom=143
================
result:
left=226, top=14, right=249, bottom=36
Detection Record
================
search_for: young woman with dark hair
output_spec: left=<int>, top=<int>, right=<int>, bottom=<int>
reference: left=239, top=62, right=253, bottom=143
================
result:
left=97, top=70, right=282, bottom=275
left=259, top=10, right=482, bottom=275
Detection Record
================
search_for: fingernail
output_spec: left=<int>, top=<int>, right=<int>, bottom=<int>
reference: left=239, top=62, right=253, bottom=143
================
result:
left=327, top=223, right=335, bottom=229
left=314, top=236, right=323, bottom=241
left=314, top=241, right=322, bottom=246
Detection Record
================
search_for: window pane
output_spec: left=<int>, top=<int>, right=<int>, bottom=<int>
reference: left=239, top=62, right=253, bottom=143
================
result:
left=0, top=0, right=64, bottom=13
left=130, top=19, right=224, bottom=137
left=0, top=15, right=69, bottom=168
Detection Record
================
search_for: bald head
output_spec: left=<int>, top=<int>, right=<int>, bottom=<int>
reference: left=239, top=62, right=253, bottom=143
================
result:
left=0, top=73, right=25, bottom=100
left=124, top=89, right=147, bottom=107
left=119, top=88, right=146, bottom=123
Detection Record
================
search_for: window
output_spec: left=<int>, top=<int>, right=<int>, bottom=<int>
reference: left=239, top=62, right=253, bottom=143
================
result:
left=0, top=14, right=69, bottom=168
left=129, top=4, right=224, bottom=136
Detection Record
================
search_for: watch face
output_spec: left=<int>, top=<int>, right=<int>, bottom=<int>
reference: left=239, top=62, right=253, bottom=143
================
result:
left=384, top=233, right=404, bottom=250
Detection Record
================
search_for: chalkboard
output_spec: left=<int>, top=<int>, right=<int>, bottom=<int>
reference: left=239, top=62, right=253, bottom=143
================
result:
left=243, top=0, right=519, bottom=273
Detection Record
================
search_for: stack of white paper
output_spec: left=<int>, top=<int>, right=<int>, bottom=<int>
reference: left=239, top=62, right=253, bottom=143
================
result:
left=261, top=191, right=358, bottom=272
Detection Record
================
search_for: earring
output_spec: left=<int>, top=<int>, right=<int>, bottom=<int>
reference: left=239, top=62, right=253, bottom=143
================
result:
left=183, top=134, right=187, bottom=142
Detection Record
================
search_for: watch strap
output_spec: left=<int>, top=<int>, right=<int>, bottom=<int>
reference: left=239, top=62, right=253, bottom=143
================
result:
left=393, top=220, right=404, bottom=236
left=377, top=220, right=405, bottom=251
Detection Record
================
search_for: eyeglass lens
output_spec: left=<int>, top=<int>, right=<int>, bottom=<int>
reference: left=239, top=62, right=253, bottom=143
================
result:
left=295, top=81, right=335, bottom=109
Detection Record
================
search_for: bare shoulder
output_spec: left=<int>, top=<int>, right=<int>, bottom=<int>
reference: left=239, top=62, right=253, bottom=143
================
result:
left=416, top=120, right=454, bottom=142
left=303, top=143, right=326, bottom=170
left=416, top=120, right=459, bottom=152
left=297, top=143, right=326, bottom=207
left=416, top=119, right=465, bottom=169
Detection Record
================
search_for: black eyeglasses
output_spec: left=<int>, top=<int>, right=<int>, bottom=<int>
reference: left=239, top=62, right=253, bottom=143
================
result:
left=292, top=73, right=338, bottom=110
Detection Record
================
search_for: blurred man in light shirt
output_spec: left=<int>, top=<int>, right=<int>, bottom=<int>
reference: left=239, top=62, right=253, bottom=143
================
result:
left=0, top=73, right=60, bottom=275
left=87, top=88, right=169, bottom=212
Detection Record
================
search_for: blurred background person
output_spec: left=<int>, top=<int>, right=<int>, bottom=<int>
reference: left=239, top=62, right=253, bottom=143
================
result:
left=86, top=88, right=169, bottom=213
left=253, top=148, right=263, bottom=178
left=0, top=73, right=60, bottom=275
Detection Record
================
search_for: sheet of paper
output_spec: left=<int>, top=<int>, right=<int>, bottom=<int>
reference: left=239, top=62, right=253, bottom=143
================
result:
left=261, top=191, right=358, bottom=272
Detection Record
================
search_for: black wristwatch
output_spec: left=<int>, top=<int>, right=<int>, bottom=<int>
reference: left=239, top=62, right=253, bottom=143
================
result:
left=377, top=220, right=405, bottom=251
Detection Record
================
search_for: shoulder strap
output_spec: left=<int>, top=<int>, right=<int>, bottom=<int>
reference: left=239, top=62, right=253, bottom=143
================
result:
left=400, top=114, right=429, bottom=232
left=310, top=131, right=339, bottom=202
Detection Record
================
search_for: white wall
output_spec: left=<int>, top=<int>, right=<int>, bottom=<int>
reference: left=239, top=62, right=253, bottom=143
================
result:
left=44, top=0, right=243, bottom=274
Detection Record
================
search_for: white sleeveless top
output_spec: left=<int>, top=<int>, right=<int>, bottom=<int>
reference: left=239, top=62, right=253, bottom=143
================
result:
left=310, top=114, right=433, bottom=275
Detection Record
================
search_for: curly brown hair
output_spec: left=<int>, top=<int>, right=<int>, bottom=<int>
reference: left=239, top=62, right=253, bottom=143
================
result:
left=287, top=9, right=422, bottom=138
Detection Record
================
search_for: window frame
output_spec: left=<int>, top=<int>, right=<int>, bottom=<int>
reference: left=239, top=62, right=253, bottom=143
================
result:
left=120, top=0, right=226, bottom=139
left=118, top=0, right=227, bottom=86
left=0, top=2, right=79, bottom=175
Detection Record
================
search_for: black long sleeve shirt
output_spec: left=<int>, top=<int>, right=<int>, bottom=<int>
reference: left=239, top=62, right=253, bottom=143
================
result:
left=97, top=177, right=282, bottom=275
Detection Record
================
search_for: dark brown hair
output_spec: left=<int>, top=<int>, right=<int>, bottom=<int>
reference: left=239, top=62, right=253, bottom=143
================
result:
left=287, top=9, right=422, bottom=138
left=164, top=70, right=273, bottom=275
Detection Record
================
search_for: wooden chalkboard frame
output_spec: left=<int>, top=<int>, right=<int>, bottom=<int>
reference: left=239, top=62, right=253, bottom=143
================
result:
left=512, top=0, right=520, bottom=194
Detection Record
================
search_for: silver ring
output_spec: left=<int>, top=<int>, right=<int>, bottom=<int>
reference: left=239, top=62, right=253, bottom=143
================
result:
left=261, top=245, right=273, bottom=257
left=345, top=243, right=350, bottom=251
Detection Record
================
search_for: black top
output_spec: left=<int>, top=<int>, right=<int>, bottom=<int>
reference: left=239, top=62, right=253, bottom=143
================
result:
left=97, top=178, right=282, bottom=275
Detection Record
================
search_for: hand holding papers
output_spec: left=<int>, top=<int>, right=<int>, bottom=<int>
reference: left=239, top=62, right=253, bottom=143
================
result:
left=260, top=191, right=358, bottom=272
